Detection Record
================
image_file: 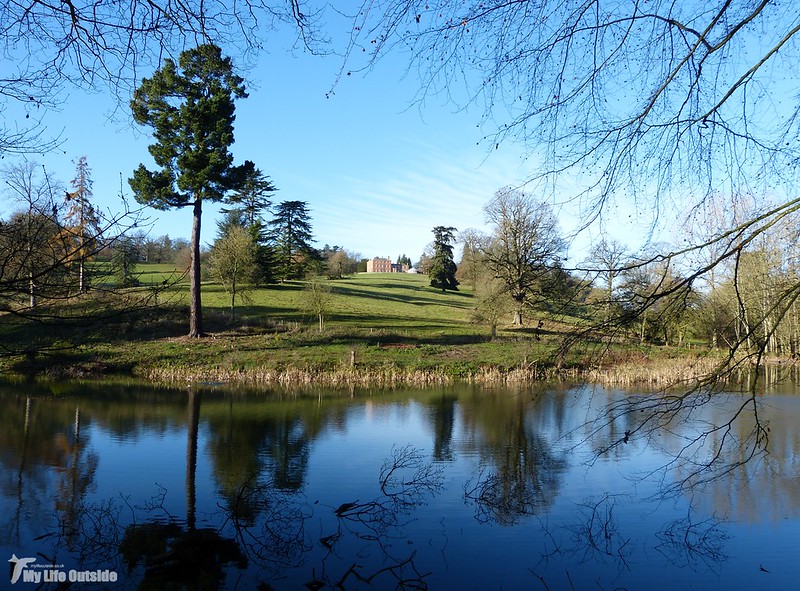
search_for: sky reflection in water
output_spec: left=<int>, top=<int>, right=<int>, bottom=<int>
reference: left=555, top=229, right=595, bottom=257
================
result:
left=0, top=380, right=798, bottom=590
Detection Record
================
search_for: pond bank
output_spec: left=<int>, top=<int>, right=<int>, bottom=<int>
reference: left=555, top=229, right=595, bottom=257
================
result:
left=6, top=329, right=795, bottom=390
left=140, top=351, right=796, bottom=390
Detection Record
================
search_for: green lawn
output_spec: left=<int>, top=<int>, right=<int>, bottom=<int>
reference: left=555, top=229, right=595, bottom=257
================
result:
left=1, top=265, right=655, bottom=383
left=200, top=272, right=477, bottom=335
left=135, top=263, right=187, bottom=286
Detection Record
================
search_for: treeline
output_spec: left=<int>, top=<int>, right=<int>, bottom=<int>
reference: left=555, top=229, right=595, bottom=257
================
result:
left=0, top=158, right=144, bottom=305
left=0, top=157, right=365, bottom=298
left=451, top=187, right=800, bottom=357
left=98, top=234, right=191, bottom=266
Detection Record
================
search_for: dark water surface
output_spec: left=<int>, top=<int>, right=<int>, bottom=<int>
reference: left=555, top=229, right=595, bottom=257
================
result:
left=1, top=379, right=799, bottom=590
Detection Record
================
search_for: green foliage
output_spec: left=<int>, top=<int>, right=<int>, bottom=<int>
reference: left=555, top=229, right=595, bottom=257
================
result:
left=397, top=254, right=412, bottom=268
left=128, top=43, right=249, bottom=337
left=268, top=201, right=318, bottom=281
left=429, top=226, right=459, bottom=292
left=128, top=44, right=248, bottom=208
left=222, top=164, right=276, bottom=228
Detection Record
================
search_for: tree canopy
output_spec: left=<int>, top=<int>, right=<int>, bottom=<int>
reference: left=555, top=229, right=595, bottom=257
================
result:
left=428, top=226, right=459, bottom=292
left=268, top=200, right=317, bottom=281
left=129, top=43, right=250, bottom=337
left=482, top=188, right=566, bottom=325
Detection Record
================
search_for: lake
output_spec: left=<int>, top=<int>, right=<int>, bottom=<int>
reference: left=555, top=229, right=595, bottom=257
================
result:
left=1, top=378, right=799, bottom=589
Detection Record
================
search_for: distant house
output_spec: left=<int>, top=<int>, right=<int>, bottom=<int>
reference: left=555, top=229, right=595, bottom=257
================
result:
left=366, top=257, right=410, bottom=273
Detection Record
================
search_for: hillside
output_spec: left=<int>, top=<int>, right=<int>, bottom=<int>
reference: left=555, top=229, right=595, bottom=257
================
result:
left=4, top=268, right=593, bottom=382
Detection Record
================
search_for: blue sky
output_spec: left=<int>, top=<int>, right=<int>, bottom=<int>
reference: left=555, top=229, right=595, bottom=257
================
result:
left=2, top=29, right=537, bottom=263
left=0, top=14, right=655, bottom=266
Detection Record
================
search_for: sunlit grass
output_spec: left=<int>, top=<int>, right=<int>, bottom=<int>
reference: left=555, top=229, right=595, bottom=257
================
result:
left=3, top=265, right=688, bottom=384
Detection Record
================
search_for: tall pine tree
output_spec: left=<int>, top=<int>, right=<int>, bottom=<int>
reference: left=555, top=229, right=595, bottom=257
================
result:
left=268, top=201, right=317, bottom=281
left=429, top=226, right=459, bottom=292
left=129, top=44, right=249, bottom=337
left=64, top=156, right=100, bottom=293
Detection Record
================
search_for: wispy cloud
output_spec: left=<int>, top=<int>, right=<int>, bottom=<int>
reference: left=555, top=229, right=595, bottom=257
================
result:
left=312, top=137, right=529, bottom=258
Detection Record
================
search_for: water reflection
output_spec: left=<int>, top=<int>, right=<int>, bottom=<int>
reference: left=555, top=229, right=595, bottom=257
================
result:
left=0, top=379, right=798, bottom=589
left=459, top=389, right=568, bottom=524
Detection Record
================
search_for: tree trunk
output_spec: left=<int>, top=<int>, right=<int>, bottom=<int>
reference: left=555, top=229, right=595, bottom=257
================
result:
left=79, top=258, right=85, bottom=294
left=230, top=275, right=236, bottom=321
left=188, top=197, right=203, bottom=337
left=29, top=272, right=36, bottom=308
left=186, top=390, right=200, bottom=531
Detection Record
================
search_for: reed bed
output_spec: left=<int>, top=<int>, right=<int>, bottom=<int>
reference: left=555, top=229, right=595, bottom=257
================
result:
left=468, top=365, right=581, bottom=385
left=144, top=362, right=589, bottom=388
left=140, top=354, right=799, bottom=391
left=583, top=355, right=725, bottom=389
left=143, top=364, right=457, bottom=388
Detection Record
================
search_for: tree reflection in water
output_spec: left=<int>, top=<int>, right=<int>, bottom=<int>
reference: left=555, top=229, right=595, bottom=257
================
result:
left=655, top=510, right=729, bottom=570
left=27, top=389, right=443, bottom=590
left=460, top=389, right=569, bottom=525
left=4, top=380, right=798, bottom=589
left=309, top=445, right=444, bottom=589
left=120, top=390, right=247, bottom=590
left=225, top=473, right=311, bottom=568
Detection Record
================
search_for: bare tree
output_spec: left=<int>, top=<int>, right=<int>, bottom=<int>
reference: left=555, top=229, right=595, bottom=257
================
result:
left=302, top=274, right=333, bottom=333
left=0, top=160, right=149, bottom=363
left=341, top=1, right=800, bottom=492
left=1, top=161, right=67, bottom=308
left=482, top=187, right=566, bottom=326
left=208, top=225, right=257, bottom=321
left=582, top=239, right=630, bottom=323
left=457, top=227, right=488, bottom=292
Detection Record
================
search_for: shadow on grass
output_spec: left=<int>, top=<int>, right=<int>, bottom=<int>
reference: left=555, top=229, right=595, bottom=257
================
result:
left=330, top=284, right=474, bottom=309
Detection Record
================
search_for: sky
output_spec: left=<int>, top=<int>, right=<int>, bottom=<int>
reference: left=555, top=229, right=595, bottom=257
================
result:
left=0, top=12, right=643, bottom=265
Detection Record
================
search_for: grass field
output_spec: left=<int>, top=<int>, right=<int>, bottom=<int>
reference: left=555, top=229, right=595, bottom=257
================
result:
left=2, top=264, right=694, bottom=385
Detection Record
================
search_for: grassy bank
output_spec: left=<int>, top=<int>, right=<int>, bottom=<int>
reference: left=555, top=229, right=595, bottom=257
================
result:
left=0, top=267, right=729, bottom=387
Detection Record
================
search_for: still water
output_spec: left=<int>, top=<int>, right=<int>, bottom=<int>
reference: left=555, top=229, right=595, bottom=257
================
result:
left=1, top=378, right=799, bottom=590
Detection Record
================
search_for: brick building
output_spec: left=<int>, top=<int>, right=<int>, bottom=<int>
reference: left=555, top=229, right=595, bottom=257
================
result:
left=366, top=257, right=410, bottom=273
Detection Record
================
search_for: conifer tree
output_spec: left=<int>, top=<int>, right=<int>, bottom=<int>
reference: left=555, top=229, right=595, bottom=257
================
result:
left=64, top=156, right=100, bottom=293
left=429, top=226, right=459, bottom=292
left=129, top=44, right=249, bottom=337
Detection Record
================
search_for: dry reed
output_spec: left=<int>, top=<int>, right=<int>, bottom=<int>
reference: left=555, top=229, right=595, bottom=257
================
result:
left=583, top=355, right=725, bottom=389
left=143, top=365, right=456, bottom=388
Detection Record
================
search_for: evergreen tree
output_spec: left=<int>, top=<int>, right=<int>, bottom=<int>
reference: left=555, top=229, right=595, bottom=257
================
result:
left=268, top=201, right=317, bottom=281
left=64, top=156, right=100, bottom=293
left=129, top=44, right=249, bottom=337
left=429, top=226, right=459, bottom=292
left=221, top=163, right=276, bottom=229
left=219, top=173, right=277, bottom=286
left=111, top=237, right=140, bottom=288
